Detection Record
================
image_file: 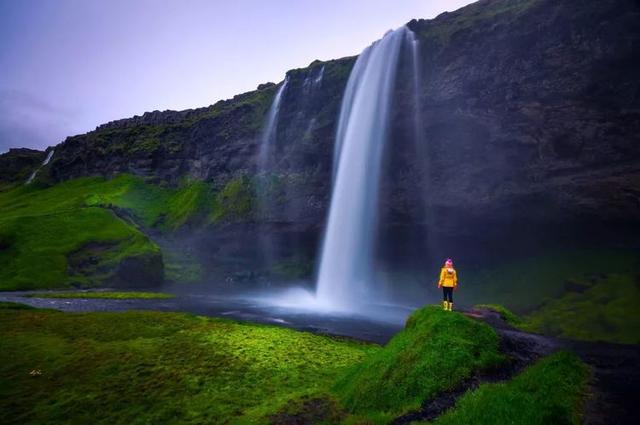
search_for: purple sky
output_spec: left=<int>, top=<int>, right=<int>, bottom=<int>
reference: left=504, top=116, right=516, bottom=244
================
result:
left=0, top=0, right=474, bottom=153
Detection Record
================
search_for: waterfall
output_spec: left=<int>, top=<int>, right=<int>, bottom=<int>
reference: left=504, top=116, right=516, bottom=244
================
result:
left=316, top=27, right=410, bottom=310
left=303, top=65, right=325, bottom=95
left=26, top=149, right=55, bottom=184
left=258, top=77, right=289, bottom=174
left=407, top=30, right=424, bottom=150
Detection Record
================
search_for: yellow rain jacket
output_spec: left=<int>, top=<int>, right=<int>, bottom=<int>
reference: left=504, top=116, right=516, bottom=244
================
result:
left=438, top=267, right=458, bottom=288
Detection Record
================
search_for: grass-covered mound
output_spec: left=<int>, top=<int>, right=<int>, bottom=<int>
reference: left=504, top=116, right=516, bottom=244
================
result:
left=24, top=291, right=174, bottom=300
left=333, top=306, right=505, bottom=418
left=0, top=307, right=378, bottom=425
left=424, top=351, right=590, bottom=425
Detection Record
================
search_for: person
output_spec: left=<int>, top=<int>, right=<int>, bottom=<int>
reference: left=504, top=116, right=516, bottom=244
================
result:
left=437, top=258, right=457, bottom=311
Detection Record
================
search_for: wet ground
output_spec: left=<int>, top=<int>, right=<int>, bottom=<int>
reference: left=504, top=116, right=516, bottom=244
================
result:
left=0, top=290, right=405, bottom=344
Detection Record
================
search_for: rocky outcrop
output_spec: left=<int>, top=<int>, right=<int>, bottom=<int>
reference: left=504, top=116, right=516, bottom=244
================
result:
left=21, top=0, right=640, bottom=280
left=0, top=148, right=45, bottom=188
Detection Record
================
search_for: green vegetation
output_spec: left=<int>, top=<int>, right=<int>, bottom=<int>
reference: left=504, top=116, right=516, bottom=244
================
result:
left=464, top=248, right=640, bottom=313
left=0, top=172, right=261, bottom=290
left=525, top=274, right=640, bottom=344
left=476, top=272, right=640, bottom=345
left=25, top=291, right=174, bottom=300
left=475, top=303, right=531, bottom=330
left=422, top=352, right=590, bottom=425
left=333, top=306, right=505, bottom=418
left=415, top=0, right=537, bottom=44
left=0, top=307, right=378, bottom=425
left=0, top=304, right=595, bottom=424
left=211, top=175, right=255, bottom=222
left=0, top=301, right=37, bottom=310
left=0, top=204, right=158, bottom=290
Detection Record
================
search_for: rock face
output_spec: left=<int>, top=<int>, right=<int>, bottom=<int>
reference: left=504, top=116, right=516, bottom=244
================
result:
left=18, top=0, right=640, bottom=280
left=0, top=148, right=45, bottom=188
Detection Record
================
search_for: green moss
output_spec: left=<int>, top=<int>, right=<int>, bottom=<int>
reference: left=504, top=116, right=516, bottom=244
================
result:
left=333, top=306, right=505, bottom=417
left=0, top=174, right=222, bottom=290
left=415, top=0, right=537, bottom=44
left=211, top=175, right=255, bottom=222
left=25, top=291, right=174, bottom=300
left=0, top=309, right=378, bottom=425
left=0, top=206, right=158, bottom=290
left=423, top=352, right=590, bottom=425
left=475, top=304, right=531, bottom=331
left=524, top=274, right=640, bottom=344
left=463, top=248, right=640, bottom=313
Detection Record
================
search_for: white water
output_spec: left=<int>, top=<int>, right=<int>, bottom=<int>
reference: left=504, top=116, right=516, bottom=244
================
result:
left=316, top=27, right=410, bottom=311
left=302, top=65, right=325, bottom=95
left=26, top=149, right=55, bottom=184
left=258, top=78, right=289, bottom=173
left=407, top=30, right=424, bottom=148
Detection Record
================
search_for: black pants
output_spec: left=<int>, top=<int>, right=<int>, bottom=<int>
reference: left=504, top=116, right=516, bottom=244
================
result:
left=442, top=287, right=453, bottom=303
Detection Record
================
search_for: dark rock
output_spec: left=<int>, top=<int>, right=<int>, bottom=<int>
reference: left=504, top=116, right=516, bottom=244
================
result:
left=0, top=148, right=45, bottom=187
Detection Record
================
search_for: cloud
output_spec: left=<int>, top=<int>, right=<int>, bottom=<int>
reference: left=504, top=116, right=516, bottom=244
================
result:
left=0, top=89, right=76, bottom=153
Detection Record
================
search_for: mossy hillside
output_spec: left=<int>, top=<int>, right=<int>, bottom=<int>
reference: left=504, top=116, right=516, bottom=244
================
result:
left=462, top=248, right=640, bottom=313
left=0, top=308, right=379, bottom=425
left=211, top=175, right=256, bottom=222
left=24, top=291, right=174, bottom=300
left=0, top=175, right=208, bottom=290
left=333, top=306, right=505, bottom=417
left=477, top=273, right=640, bottom=345
left=524, top=274, right=640, bottom=344
left=411, top=0, right=537, bottom=45
left=0, top=206, right=158, bottom=290
left=423, top=351, right=590, bottom=425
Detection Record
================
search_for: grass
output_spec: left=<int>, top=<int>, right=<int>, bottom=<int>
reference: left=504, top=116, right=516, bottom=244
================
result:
left=422, top=351, right=590, bottom=425
left=0, top=206, right=159, bottom=290
left=475, top=303, right=531, bottom=330
left=0, top=303, right=594, bottom=424
left=463, top=248, right=640, bottom=313
left=0, top=307, right=378, bottom=425
left=24, top=291, right=175, bottom=300
left=0, top=173, right=249, bottom=290
left=332, top=306, right=505, bottom=418
left=524, top=274, right=640, bottom=344
left=476, top=272, right=640, bottom=345
left=0, top=301, right=37, bottom=310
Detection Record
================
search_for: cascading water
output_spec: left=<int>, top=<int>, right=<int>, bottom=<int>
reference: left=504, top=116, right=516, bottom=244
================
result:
left=258, top=77, right=289, bottom=174
left=316, top=27, right=411, bottom=310
left=256, top=77, right=289, bottom=276
left=26, top=149, right=55, bottom=184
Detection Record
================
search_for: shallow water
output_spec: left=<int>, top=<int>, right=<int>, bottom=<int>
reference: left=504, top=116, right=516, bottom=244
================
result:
left=0, top=289, right=410, bottom=344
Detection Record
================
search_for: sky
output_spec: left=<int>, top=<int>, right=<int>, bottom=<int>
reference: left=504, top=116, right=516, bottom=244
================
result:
left=0, top=0, right=475, bottom=153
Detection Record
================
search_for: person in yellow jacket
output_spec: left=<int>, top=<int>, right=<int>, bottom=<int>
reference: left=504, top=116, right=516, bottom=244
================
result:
left=437, top=258, right=457, bottom=311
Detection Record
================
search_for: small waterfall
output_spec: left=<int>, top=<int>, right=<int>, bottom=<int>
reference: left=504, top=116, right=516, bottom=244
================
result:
left=302, top=65, right=325, bottom=95
left=313, top=65, right=325, bottom=87
left=256, top=78, right=289, bottom=279
left=258, top=77, right=289, bottom=174
left=316, top=27, right=410, bottom=310
left=26, top=149, right=55, bottom=184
